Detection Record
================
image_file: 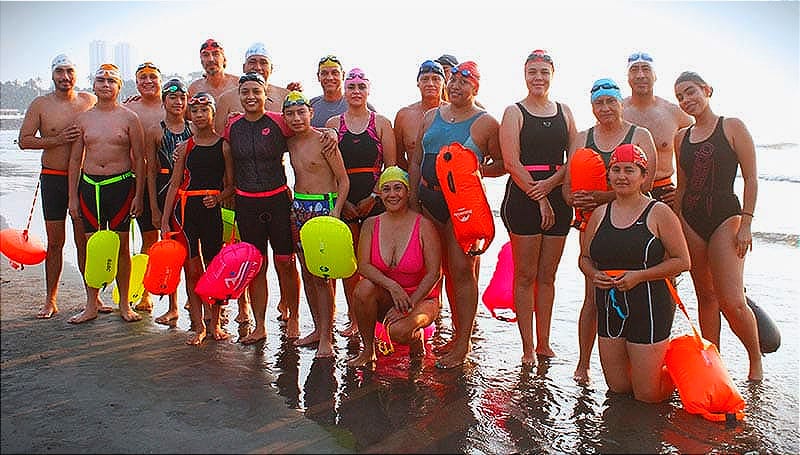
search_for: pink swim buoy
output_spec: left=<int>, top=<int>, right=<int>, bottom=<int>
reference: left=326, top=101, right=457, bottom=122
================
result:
left=481, top=241, right=518, bottom=322
left=195, top=241, right=263, bottom=303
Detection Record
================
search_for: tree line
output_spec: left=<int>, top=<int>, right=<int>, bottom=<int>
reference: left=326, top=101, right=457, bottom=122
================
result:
left=1, top=78, right=141, bottom=112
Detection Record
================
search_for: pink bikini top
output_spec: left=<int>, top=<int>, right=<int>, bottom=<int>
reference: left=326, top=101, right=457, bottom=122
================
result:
left=371, top=214, right=437, bottom=298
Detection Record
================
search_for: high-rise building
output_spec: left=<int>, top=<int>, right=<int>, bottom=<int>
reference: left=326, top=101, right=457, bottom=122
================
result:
left=89, top=40, right=108, bottom=77
left=113, top=42, right=134, bottom=80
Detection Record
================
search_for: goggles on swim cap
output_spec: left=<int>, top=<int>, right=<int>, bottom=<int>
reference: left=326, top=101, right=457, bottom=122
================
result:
left=200, top=39, right=223, bottom=53
left=345, top=68, right=370, bottom=88
left=162, top=78, right=188, bottom=97
left=417, top=60, right=445, bottom=80
left=378, top=166, right=410, bottom=189
left=51, top=54, right=75, bottom=71
left=627, top=51, right=654, bottom=70
left=609, top=143, right=648, bottom=171
left=136, top=61, right=161, bottom=77
left=318, top=54, right=342, bottom=70
left=188, top=92, right=216, bottom=110
left=451, top=61, right=480, bottom=92
left=283, top=90, right=311, bottom=110
left=94, top=63, right=122, bottom=85
left=526, top=49, right=554, bottom=67
left=590, top=78, right=622, bottom=102
left=239, top=72, right=266, bottom=86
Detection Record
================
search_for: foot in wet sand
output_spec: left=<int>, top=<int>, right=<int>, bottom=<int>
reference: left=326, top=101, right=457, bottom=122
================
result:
left=239, top=328, right=266, bottom=345
left=315, top=342, right=335, bottom=359
left=536, top=346, right=555, bottom=358
left=68, top=308, right=98, bottom=324
left=521, top=355, right=536, bottom=367
left=435, top=343, right=470, bottom=369
left=155, top=310, right=179, bottom=325
left=339, top=322, right=359, bottom=337
left=212, top=327, right=230, bottom=341
left=294, top=331, right=320, bottom=347
left=119, top=308, right=142, bottom=322
left=285, top=318, right=300, bottom=339
left=187, top=330, right=207, bottom=345
left=433, top=339, right=455, bottom=354
left=347, top=351, right=376, bottom=368
left=409, top=330, right=425, bottom=358
left=37, top=303, right=59, bottom=319
left=134, top=298, right=153, bottom=312
left=276, top=299, right=289, bottom=322
left=573, top=367, right=591, bottom=385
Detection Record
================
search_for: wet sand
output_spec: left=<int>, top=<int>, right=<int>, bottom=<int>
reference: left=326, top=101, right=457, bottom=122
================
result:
left=0, top=258, right=347, bottom=454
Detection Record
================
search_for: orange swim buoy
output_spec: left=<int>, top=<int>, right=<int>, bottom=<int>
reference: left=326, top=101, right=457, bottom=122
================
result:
left=143, top=233, right=187, bottom=296
left=569, top=147, right=607, bottom=231
left=435, top=142, right=495, bottom=255
left=0, top=228, right=47, bottom=268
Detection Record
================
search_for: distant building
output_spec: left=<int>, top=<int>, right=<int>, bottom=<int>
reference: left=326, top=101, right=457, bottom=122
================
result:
left=89, top=40, right=108, bottom=80
left=114, top=42, right=134, bottom=81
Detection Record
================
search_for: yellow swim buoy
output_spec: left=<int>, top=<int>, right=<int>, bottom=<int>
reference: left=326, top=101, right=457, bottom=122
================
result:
left=84, top=230, right=120, bottom=289
left=299, top=216, right=356, bottom=279
left=112, top=253, right=149, bottom=304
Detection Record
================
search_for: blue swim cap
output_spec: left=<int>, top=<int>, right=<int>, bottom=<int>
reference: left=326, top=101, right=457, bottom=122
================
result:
left=590, top=78, right=622, bottom=102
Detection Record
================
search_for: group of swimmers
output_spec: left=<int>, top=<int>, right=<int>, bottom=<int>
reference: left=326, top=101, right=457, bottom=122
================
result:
left=18, top=40, right=762, bottom=402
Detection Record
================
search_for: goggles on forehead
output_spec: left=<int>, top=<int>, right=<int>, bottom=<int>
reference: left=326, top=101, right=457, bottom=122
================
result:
left=239, top=72, right=266, bottom=86
left=283, top=91, right=311, bottom=110
left=345, top=70, right=368, bottom=81
left=526, top=50, right=553, bottom=65
left=591, top=82, right=620, bottom=93
left=188, top=94, right=215, bottom=107
left=627, top=52, right=653, bottom=63
left=318, top=55, right=342, bottom=68
left=451, top=67, right=473, bottom=78
left=418, top=60, right=445, bottom=79
left=162, top=79, right=187, bottom=95
left=136, top=61, right=160, bottom=74
left=200, top=39, right=223, bottom=52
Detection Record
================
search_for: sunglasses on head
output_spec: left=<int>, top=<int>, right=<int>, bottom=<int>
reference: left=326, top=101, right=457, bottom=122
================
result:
left=200, top=40, right=222, bottom=51
left=591, top=82, right=620, bottom=93
left=627, top=52, right=653, bottom=63
left=239, top=72, right=265, bottom=85
left=188, top=95, right=213, bottom=106
left=418, top=60, right=445, bottom=78
left=526, top=51, right=553, bottom=64
left=451, top=67, right=473, bottom=78
left=136, top=62, right=160, bottom=73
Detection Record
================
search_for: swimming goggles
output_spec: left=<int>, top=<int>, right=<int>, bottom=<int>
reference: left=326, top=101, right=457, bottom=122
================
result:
left=318, top=55, right=342, bottom=68
left=627, top=52, right=653, bottom=63
left=282, top=91, right=311, bottom=109
left=345, top=70, right=368, bottom=81
left=162, top=79, right=188, bottom=94
left=417, top=60, right=445, bottom=79
left=188, top=93, right=215, bottom=107
left=239, top=72, right=266, bottom=86
left=526, top=50, right=553, bottom=65
left=200, top=39, right=223, bottom=52
left=590, top=82, right=620, bottom=93
left=136, top=61, right=160, bottom=75
left=451, top=67, right=474, bottom=78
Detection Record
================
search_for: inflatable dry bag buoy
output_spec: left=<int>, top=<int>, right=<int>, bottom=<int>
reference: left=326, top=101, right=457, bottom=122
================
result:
left=746, top=296, right=781, bottom=354
left=112, top=253, right=149, bottom=304
left=0, top=228, right=47, bottom=268
left=299, top=215, right=357, bottom=279
left=143, top=233, right=186, bottom=295
left=569, top=147, right=607, bottom=231
left=482, top=241, right=518, bottom=322
left=195, top=241, right=263, bottom=303
left=435, top=142, right=495, bottom=255
left=84, top=230, right=120, bottom=289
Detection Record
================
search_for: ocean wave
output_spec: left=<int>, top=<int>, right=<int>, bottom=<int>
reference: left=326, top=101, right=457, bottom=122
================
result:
left=753, top=232, right=799, bottom=247
left=759, top=174, right=800, bottom=183
left=757, top=142, right=798, bottom=150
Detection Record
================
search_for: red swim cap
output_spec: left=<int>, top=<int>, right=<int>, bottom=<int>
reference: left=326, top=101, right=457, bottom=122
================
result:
left=452, top=61, right=480, bottom=93
left=609, top=144, right=648, bottom=171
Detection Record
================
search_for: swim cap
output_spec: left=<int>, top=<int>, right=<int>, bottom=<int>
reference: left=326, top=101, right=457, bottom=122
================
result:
left=627, top=51, right=654, bottom=70
left=244, top=42, right=272, bottom=63
left=378, top=166, right=410, bottom=189
left=189, top=91, right=216, bottom=112
left=675, top=71, right=713, bottom=96
left=417, top=60, right=445, bottom=80
left=161, top=78, right=188, bottom=100
left=526, top=49, right=554, bottom=68
left=345, top=68, right=370, bottom=87
left=135, top=61, right=160, bottom=77
left=283, top=90, right=311, bottom=111
left=451, top=61, right=480, bottom=93
left=318, top=54, right=343, bottom=71
left=609, top=144, right=648, bottom=171
left=94, top=63, right=123, bottom=86
left=239, top=71, right=266, bottom=86
left=590, top=78, right=622, bottom=102
left=435, top=54, right=459, bottom=68
left=51, top=54, right=75, bottom=71
left=200, top=38, right=223, bottom=53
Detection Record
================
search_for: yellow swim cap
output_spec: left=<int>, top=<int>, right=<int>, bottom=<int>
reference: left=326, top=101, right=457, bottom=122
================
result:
left=378, top=166, right=409, bottom=189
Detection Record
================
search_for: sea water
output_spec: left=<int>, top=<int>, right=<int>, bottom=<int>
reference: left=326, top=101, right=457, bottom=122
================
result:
left=1, top=129, right=798, bottom=453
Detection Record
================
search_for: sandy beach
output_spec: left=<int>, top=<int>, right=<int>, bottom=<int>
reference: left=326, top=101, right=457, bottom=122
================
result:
left=0, top=254, right=348, bottom=454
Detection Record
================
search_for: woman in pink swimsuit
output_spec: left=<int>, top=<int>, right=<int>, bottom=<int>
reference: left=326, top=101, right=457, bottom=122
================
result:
left=346, top=166, right=442, bottom=369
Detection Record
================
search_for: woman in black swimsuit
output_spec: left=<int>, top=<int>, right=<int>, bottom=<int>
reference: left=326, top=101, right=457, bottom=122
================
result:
left=673, top=71, right=762, bottom=381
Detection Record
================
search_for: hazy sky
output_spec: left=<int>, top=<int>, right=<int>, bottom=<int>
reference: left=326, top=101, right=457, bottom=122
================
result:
left=1, top=0, right=798, bottom=143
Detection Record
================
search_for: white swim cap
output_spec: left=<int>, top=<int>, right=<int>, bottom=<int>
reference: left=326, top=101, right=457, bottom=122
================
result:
left=244, top=42, right=272, bottom=63
left=51, top=54, right=75, bottom=71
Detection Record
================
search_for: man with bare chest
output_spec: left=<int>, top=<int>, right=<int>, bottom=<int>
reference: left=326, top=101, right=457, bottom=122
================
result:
left=393, top=60, right=445, bottom=170
left=18, top=54, right=98, bottom=319
left=188, top=39, right=239, bottom=100
left=67, top=63, right=146, bottom=324
left=623, top=52, right=692, bottom=208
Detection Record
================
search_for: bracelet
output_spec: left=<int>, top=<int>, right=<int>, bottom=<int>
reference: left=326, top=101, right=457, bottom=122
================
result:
left=741, top=212, right=754, bottom=218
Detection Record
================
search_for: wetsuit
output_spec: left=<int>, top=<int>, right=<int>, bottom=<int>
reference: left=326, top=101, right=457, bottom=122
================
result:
left=501, top=102, right=572, bottom=236
left=225, top=112, right=294, bottom=258
left=138, top=120, right=193, bottom=232
left=589, top=200, right=675, bottom=343
left=78, top=170, right=134, bottom=233
left=174, top=137, right=225, bottom=260
left=40, top=168, right=69, bottom=221
left=419, top=109, right=485, bottom=223
left=337, top=112, right=384, bottom=223
left=678, top=117, right=742, bottom=241
left=370, top=214, right=440, bottom=320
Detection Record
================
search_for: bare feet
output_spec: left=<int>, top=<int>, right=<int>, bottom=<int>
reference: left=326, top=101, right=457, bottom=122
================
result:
left=339, top=322, right=359, bottom=337
left=315, top=342, right=335, bottom=359
left=37, top=303, right=59, bottom=319
left=346, top=351, right=377, bottom=368
left=154, top=310, right=179, bottom=325
left=748, top=363, right=764, bottom=382
left=97, top=304, right=114, bottom=314
left=285, top=318, right=300, bottom=339
left=235, top=313, right=251, bottom=324
left=294, top=331, right=320, bottom=347
left=573, top=367, right=591, bottom=385
left=521, top=355, right=536, bottom=367
left=68, top=308, right=98, bottom=324
left=187, top=330, right=206, bottom=345
left=134, top=297, right=153, bottom=312
left=237, top=322, right=252, bottom=341
left=212, top=327, right=230, bottom=341
left=435, top=343, right=470, bottom=369
left=409, top=329, right=425, bottom=358
left=119, top=308, right=142, bottom=322
left=535, top=346, right=555, bottom=358
left=239, top=328, right=266, bottom=345
left=433, top=338, right=455, bottom=355
left=276, top=299, right=289, bottom=322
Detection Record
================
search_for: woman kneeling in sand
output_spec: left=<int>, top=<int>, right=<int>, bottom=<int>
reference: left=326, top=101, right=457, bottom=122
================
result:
left=347, top=166, right=442, bottom=368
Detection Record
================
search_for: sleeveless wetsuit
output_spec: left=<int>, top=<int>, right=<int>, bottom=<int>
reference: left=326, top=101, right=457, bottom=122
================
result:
left=589, top=200, right=675, bottom=344
left=501, top=102, right=573, bottom=236
left=678, top=117, right=742, bottom=241
left=225, top=112, right=294, bottom=258
left=40, top=167, right=69, bottom=221
left=174, top=138, right=225, bottom=259
left=371, top=214, right=440, bottom=301
left=137, top=120, right=194, bottom=233
left=419, top=109, right=485, bottom=223
left=338, top=111, right=385, bottom=223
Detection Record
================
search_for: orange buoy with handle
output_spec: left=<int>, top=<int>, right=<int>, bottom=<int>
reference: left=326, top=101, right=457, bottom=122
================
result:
left=0, top=228, right=47, bottom=268
left=143, top=232, right=187, bottom=296
left=435, top=142, right=495, bottom=255
left=569, top=147, right=607, bottom=231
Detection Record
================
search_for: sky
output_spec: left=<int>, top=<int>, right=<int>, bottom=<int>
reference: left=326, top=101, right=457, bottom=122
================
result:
left=1, top=0, right=798, bottom=144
